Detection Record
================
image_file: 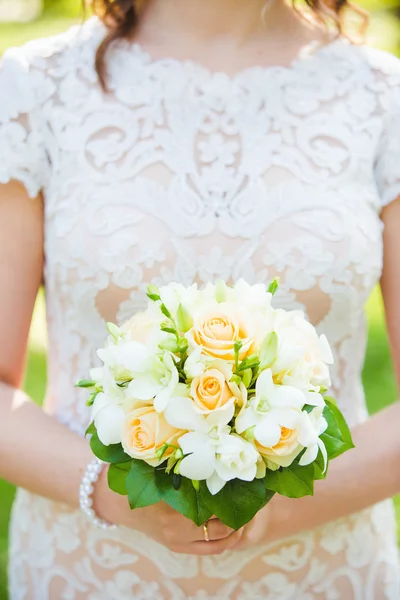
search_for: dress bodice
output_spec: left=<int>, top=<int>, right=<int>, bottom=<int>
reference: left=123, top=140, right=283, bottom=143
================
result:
left=3, top=18, right=400, bottom=600
left=2, top=19, right=399, bottom=436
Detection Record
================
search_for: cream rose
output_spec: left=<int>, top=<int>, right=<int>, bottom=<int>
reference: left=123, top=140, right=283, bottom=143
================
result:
left=188, top=303, right=255, bottom=361
left=122, top=405, right=182, bottom=466
left=122, top=308, right=163, bottom=346
left=191, top=366, right=234, bottom=412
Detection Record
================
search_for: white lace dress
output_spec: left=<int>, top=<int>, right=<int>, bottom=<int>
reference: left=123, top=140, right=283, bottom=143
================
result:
left=2, top=16, right=400, bottom=600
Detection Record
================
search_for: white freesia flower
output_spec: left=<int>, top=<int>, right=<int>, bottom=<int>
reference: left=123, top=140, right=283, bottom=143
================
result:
left=184, top=346, right=212, bottom=379
left=236, top=370, right=328, bottom=470
left=91, top=392, right=125, bottom=446
left=164, top=396, right=258, bottom=494
left=128, top=351, right=179, bottom=412
left=159, top=283, right=202, bottom=317
left=297, top=407, right=328, bottom=470
left=235, top=369, right=306, bottom=448
left=89, top=364, right=125, bottom=403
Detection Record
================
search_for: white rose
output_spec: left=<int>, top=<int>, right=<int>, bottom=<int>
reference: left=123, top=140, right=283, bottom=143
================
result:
left=208, top=434, right=260, bottom=494
left=122, top=306, right=165, bottom=351
left=177, top=426, right=259, bottom=495
left=97, top=340, right=154, bottom=379
left=271, top=310, right=333, bottom=390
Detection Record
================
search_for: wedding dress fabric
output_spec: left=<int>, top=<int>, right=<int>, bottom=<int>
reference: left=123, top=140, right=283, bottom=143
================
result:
left=2, top=17, right=400, bottom=599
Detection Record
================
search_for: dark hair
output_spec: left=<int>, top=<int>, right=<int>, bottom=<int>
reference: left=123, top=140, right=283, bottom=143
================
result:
left=88, top=0, right=368, bottom=91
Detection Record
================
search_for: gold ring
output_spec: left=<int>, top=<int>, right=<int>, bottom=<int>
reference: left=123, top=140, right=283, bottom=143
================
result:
left=203, top=522, right=210, bottom=542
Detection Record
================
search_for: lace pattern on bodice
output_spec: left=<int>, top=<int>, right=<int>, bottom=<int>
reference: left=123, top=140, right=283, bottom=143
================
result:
left=1, top=18, right=399, bottom=599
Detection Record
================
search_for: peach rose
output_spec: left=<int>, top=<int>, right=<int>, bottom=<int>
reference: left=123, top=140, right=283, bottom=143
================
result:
left=255, top=426, right=302, bottom=468
left=191, top=366, right=235, bottom=412
left=122, top=405, right=182, bottom=466
left=189, top=303, right=255, bottom=361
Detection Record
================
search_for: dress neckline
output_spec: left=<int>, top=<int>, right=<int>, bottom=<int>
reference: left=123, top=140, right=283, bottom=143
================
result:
left=90, top=14, right=348, bottom=85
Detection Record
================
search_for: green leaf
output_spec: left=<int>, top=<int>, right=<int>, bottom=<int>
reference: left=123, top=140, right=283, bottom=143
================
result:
left=259, top=332, right=278, bottom=369
left=90, top=433, right=131, bottom=464
left=158, top=338, right=180, bottom=353
left=230, top=374, right=242, bottom=385
left=75, top=379, right=96, bottom=389
left=155, top=470, right=213, bottom=526
left=177, top=304, right=193, bottom=333
left=108, top=462, right=130, bottom=496
left=313, top=450, right=328, bottom=481
left=264, top=462, right=315, bottom=498
left=85, top=421, right=97, bottom=436
left=324, top=398, right=354, bottom=448
left=320, top=401, right=355, bottom=460
left=147, top=284, right=161, bottom=302
left=126, top=460, right=162, bottom=509
left=201, top=479, right=275, bottom=530
left=268, top=277, right=280, bottom=295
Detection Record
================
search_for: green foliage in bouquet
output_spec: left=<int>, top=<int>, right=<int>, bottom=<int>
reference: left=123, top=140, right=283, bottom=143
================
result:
left=79, top=278, right=354, bottom=530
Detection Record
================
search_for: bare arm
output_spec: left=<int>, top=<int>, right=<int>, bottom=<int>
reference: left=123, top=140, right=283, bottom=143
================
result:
left=0, top=180, right=93, bottom=506
left=240, top=197, right=400, bottom=546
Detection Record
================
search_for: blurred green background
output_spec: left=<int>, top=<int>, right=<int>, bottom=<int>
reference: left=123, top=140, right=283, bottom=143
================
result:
left=0, top=1, right=400, bottom=598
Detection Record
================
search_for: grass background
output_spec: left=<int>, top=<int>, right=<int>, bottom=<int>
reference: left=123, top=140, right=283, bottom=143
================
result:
left=0, top=1, right=400, bottom=598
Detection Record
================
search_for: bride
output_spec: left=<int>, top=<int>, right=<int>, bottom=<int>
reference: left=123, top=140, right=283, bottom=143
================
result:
left=0, top=0, right=400, bottom=598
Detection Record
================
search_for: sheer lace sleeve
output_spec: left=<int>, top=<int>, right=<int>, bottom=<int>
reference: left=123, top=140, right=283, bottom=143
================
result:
left=373, top=52, right=400, bottom=209
left=0, top=47, right=48, bottom=198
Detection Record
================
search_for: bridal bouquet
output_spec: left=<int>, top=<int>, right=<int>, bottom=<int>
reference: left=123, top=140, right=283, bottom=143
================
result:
left=78, top=279, right=354, bottom=530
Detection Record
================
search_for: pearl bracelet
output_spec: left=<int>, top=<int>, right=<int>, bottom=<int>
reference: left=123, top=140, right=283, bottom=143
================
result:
left=79, top=458, right=117, bottom=530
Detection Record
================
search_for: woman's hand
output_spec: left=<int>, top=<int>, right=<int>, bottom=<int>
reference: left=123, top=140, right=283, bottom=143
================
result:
left=94, top=467, right=244, bottom=555
left=234, top=503, right=274, bottom=551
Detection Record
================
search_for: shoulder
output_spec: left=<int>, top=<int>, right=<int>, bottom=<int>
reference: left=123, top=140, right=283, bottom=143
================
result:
left=0, top=17, right=106, bottom=99
left=330, top=40, right=400, bottom=90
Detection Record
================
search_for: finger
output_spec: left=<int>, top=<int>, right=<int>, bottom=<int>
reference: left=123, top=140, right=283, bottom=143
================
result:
left=204, top=519, right=234, bottom=541
left=189, top=528, right=245, bottom=556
